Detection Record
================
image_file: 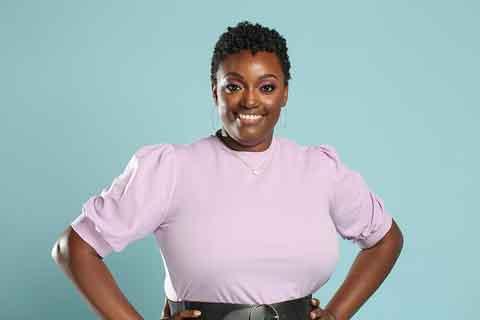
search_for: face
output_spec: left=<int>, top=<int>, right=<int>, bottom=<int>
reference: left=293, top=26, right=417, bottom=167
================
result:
left=212, top=49, right=288, bottom=151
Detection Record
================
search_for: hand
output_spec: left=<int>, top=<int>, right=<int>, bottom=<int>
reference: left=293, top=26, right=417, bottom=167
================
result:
left=161, top=300, right=202, bottom=320
left=309, top=297, right=336, bottom=320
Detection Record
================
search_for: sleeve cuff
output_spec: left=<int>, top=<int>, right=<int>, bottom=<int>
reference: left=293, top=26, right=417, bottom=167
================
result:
left=71, top=214, right=114, bottom=258
left=356, top=214, right=393, bottom=249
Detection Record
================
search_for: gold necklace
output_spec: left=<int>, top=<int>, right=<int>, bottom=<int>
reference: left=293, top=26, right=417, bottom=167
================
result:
left=215, top=129, right=277, bottom=175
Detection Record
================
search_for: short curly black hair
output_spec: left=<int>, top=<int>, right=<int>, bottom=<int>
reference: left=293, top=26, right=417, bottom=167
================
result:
left=210, top=21, right=291, bottom=86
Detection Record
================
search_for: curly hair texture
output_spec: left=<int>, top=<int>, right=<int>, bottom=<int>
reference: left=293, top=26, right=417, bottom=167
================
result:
left=210, top=21, right=291, bottom=86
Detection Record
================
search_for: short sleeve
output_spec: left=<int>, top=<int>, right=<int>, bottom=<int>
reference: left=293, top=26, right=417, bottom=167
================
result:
left=317, top=144, right=393, bottom=249
left=70, top=144, right=177, bottom=258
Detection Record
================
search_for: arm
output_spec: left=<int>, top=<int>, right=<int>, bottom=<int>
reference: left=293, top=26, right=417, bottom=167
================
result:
left=325, top=219, right=404, bottom=320
left=51, top=226, right=144, bottom=320
left=163, top=297, right=171, bottom=318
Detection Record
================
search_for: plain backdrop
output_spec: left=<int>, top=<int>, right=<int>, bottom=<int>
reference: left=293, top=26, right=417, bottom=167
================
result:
left=1, top=1, right=478, bottom=319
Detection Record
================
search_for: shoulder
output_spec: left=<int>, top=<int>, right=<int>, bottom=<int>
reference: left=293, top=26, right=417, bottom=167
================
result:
left=134, top=143, right=175, bottom=159
left=108, top=144, right=176, bottom=182
left=276, top=136, right=341, bottom=170
left=306, top=144, right=341, bottom=170
left=131, top=135, right=216, bottom=166
left=167, top=135, right=216, bottom=160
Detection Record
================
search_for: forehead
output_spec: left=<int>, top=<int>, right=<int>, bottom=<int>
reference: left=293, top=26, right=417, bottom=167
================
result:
left=217, top=50, right=284, bottom=79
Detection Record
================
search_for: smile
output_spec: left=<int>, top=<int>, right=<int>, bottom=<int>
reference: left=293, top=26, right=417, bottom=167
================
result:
left=236, top=113, right=265, bottom=125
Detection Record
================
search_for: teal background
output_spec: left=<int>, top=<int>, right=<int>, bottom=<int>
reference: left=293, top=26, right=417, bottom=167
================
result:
left=1, top=1, right=478, bottom=319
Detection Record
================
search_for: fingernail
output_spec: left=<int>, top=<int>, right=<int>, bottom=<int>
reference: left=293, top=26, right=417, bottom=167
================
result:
left=194, top=311, right=202, bottom=316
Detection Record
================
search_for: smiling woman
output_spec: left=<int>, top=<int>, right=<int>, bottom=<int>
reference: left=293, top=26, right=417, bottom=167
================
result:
left=210, top=21, right=291, bottom=152
left=52, top=21, right=403, bottom=320
left=212, top=50, right=288, bottom=151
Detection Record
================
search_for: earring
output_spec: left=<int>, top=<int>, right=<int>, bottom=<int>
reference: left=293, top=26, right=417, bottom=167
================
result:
left=280, top=109, right=287, bottom=129
left=211, top=107, right=219, bottom=132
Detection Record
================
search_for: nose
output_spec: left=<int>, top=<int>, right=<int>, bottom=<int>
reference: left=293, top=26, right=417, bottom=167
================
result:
left=241, top=88, right=259, bottom=108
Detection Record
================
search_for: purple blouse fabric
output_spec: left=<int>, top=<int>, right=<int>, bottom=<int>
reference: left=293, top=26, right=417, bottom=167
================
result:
left=71, top=134, right=393, bottom=304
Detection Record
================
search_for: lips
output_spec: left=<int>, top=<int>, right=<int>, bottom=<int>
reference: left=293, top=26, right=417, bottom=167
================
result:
left=235, top=112, right=265, bottom=125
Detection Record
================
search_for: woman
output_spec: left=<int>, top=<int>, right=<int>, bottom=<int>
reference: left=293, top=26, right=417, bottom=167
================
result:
left=52, top=21, right=403, bottom=320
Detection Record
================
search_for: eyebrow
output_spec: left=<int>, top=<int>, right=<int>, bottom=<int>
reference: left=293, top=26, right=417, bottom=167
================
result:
left=223, top=72, right=278, bottom=80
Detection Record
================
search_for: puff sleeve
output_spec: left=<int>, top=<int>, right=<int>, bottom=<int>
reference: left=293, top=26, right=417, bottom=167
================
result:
left=319, top=145, right=393, bottom=249
left=70, top=144, right=177, bottom=258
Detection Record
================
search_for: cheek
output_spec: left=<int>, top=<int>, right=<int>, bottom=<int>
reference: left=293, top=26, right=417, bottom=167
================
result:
left=218, top=92, right=239, bottom=108
left=262, top=96, right=284, bottom=112
left=218, top=105, right=236, bottom=122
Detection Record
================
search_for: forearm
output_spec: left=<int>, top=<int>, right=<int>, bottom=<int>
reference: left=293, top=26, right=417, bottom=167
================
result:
left=325, top=219, right=403, bottom=320
left=52, top=241, right=143, bottom=320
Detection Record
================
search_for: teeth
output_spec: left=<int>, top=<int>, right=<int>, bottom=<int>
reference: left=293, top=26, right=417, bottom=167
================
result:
left=238, top=113, right=262, bottom=119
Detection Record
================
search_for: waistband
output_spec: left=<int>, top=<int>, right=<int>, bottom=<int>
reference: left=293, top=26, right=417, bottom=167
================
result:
left=167, top=294, right=313, bottom=320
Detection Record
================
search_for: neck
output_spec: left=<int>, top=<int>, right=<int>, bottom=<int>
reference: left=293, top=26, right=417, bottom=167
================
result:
left=215, top=128, right=273, bottom=152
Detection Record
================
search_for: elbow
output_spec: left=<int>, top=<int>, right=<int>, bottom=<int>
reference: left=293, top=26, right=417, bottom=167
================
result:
left=51, top=231, right=70, bottom=266
left=51, top=240, right=60, bottom=264
left=383, top=219, right=404, bottom=261
left=369, top=219, right=404, bottom=255
left=392, top=219, right=404, bottom=254
left=398, top=227, right=404, bottom=252
left=51, top=226, right=103, bottom=266
left=51, top=226, right=80, bottom=266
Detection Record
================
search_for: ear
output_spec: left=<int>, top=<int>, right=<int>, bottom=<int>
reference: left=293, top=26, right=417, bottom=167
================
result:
left=281, top=84, right=288, bottom=108
left=212, top=82, right=218, bottom=106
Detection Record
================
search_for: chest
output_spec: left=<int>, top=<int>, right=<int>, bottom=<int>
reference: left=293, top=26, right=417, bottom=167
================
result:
left=156, top=161, right=339, bottom=281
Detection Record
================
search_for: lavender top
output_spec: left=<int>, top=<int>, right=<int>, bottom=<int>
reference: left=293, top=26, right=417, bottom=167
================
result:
left=71, top=134, right=393, bottom=304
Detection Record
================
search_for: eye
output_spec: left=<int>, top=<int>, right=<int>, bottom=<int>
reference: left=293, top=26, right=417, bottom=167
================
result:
left=225, top=83, right=241, bottom=93
left=260, top=84, right=276, bottom=93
